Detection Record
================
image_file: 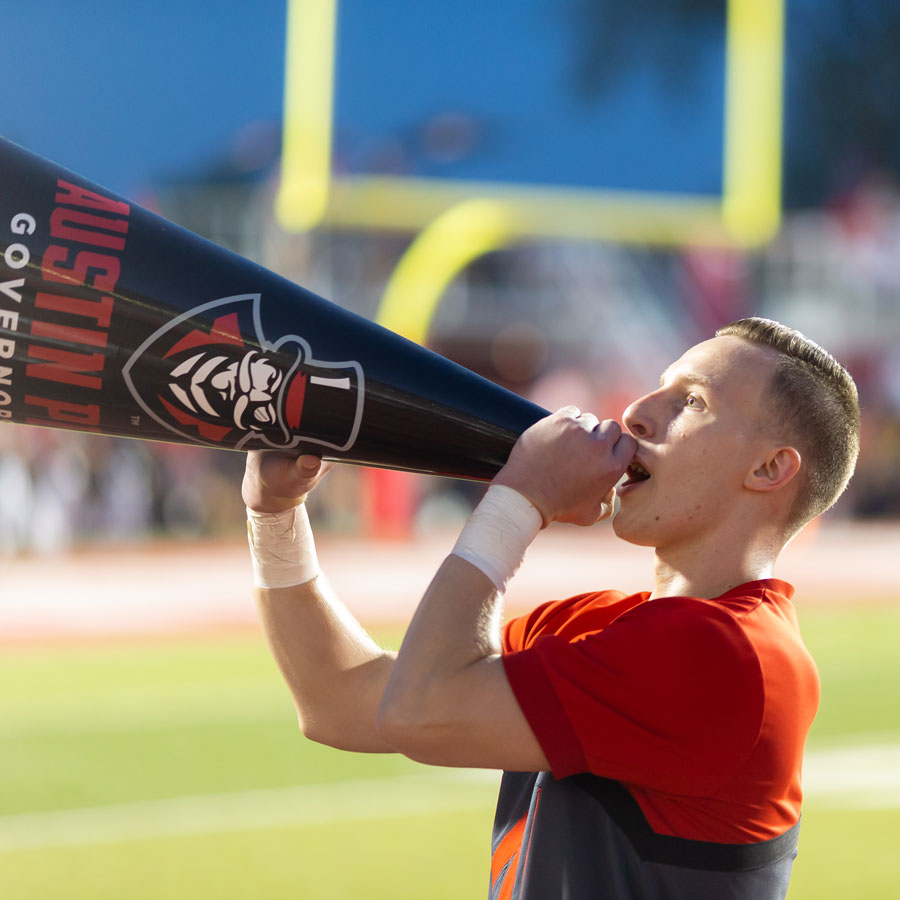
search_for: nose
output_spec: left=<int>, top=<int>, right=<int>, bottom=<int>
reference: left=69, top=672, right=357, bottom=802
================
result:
left=623, top=391, right=657, bottom=439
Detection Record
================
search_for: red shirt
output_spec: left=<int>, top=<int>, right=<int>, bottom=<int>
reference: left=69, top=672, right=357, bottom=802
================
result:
left=502, top=579, right=820, bottom=844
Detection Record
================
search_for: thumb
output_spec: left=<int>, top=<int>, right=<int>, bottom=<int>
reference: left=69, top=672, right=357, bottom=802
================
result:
left=296, top=455, right=336, bottom=482
left=296, top=454, right=325, bottom=479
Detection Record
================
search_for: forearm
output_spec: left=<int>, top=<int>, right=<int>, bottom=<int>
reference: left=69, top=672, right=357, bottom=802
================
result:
left=246, top=496, right=396, bottom=753
left=241, top=452, right=555, bottom=770
left=377, top=556, right=507, bottom=762
left=376, top=487, right=548, bottom=770
left=255, top=574, right=397, bottom=752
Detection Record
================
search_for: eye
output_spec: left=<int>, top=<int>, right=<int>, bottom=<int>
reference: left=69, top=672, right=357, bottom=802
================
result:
left=685, top=393, right=705, bottom=410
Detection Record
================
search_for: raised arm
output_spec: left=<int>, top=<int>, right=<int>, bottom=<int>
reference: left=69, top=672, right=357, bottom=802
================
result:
left=377, top=408, right=636, bottom=770
left=242, top=451, right=396, bottom=752
left=244, top=408, right=635, bottom=769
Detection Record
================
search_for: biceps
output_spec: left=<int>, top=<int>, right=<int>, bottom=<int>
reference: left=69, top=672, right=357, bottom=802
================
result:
left=376, top=656, right=550, bottom=771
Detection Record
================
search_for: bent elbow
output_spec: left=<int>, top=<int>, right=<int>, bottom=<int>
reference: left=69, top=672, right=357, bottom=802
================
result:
left=294, top=701, right=400, bottom=755
left=295, top=708, right=323, bottom=745
left=373, top=695, right=415, bottom=748
left=375, top=694, right=448, bottom=764
left=295, top=707, right=345, bottom=750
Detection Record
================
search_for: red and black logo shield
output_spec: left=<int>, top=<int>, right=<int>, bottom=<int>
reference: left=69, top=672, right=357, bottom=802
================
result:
left=122, top=294, right=365, bottom=451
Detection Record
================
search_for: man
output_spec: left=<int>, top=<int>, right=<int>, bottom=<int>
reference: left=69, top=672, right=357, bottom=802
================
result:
left=242, top=318, right=859, bottom=899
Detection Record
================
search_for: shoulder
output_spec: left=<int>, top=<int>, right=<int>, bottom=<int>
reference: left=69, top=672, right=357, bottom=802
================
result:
left=611, top=596, right=766, bottom=688
left=503, top=590, right=647, bottom=652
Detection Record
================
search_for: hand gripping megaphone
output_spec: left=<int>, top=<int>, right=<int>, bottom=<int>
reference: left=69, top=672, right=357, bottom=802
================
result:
left=0, top=138, right=548, bottom=480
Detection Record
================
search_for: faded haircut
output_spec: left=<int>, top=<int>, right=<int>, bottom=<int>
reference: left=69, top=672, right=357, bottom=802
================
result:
left=716, top=317, right=860, bottom=535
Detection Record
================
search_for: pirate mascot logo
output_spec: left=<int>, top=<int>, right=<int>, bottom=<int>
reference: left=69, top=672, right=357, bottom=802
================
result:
left=122, top=294, right=364, bottom=451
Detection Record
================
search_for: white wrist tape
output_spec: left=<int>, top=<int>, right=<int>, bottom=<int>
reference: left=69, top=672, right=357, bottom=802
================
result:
left=246, top=505, right=320, bottom=589
left=451, top=485, right=542, bottom=592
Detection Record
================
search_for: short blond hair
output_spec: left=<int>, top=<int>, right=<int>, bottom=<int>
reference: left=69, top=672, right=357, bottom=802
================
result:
left=716, top=317, right=860, bottom=534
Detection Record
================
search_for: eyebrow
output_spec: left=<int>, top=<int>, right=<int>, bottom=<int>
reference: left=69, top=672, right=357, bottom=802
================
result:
left=658, top=368, right=716, bottom=390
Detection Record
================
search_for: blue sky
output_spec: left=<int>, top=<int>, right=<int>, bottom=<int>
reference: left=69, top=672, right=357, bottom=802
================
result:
left=1, top=0, right=287, bottom=196
left=1, top=0, right=727, bottom=201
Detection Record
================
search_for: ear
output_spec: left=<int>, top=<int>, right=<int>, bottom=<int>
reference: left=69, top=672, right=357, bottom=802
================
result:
left=744, top=446, right=802, bottom=494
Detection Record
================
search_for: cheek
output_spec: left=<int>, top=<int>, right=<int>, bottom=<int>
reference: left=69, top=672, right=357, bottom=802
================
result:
left=659, top=428, right=706, bottom=484
left=657, top=437, right=737, bottom=508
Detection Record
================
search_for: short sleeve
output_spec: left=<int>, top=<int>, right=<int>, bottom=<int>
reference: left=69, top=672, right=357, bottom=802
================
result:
left=503, top=591, right=643, bottom=654
left=502, top=598, right=765, bottom=795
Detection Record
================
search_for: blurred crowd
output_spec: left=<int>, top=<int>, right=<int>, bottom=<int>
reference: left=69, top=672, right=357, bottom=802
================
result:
left=0, top=425, right=247, bottom=555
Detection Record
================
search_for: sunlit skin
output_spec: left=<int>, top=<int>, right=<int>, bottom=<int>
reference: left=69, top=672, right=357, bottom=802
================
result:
left=613, top=335, right=802, bottom=600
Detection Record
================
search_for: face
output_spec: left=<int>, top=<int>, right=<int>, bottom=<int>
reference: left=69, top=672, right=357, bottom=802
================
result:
left=208, top=350, right=284, bottom=430
left=168, top=349, right=284, bottom=431
left=613, top=335, right=780, bottom=551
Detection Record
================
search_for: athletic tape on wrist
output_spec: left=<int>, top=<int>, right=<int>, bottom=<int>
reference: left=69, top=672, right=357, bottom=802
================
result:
left=246, top=505, right=320, bottom=589
left=451, top=484, right=542, bottom=592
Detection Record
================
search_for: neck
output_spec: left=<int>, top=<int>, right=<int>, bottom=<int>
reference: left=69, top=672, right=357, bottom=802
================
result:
left=649, top=531, right=781, bottom=601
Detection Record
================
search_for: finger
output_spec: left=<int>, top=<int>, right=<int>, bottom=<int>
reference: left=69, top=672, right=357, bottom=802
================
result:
left=555, top=405, right=581, bottom=418
left=612, top=431, right=638, bottom=463
left=594, top=419, right=622, bottom=442
left=597, top=486, right=617, bottom=521
left=259, top=450, right=303, bottom=482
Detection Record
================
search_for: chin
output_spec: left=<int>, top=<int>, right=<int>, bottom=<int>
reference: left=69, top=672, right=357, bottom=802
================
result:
left=611, top=510, right=657, bottom=548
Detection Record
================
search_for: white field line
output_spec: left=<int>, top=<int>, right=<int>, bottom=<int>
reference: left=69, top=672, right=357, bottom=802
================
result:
left=0, top=772, right=498, bottom=854
left=802, top=740, right=900, bottom=809
left=1, top=739, right=898, bottom=854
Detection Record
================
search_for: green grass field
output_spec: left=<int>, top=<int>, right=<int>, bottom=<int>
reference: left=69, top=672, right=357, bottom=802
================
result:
left=1, top=604, right=899, bottom=898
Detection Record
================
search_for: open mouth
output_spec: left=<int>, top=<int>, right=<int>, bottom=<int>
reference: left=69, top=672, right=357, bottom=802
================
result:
left=623, top=460, right=651, bottom=486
